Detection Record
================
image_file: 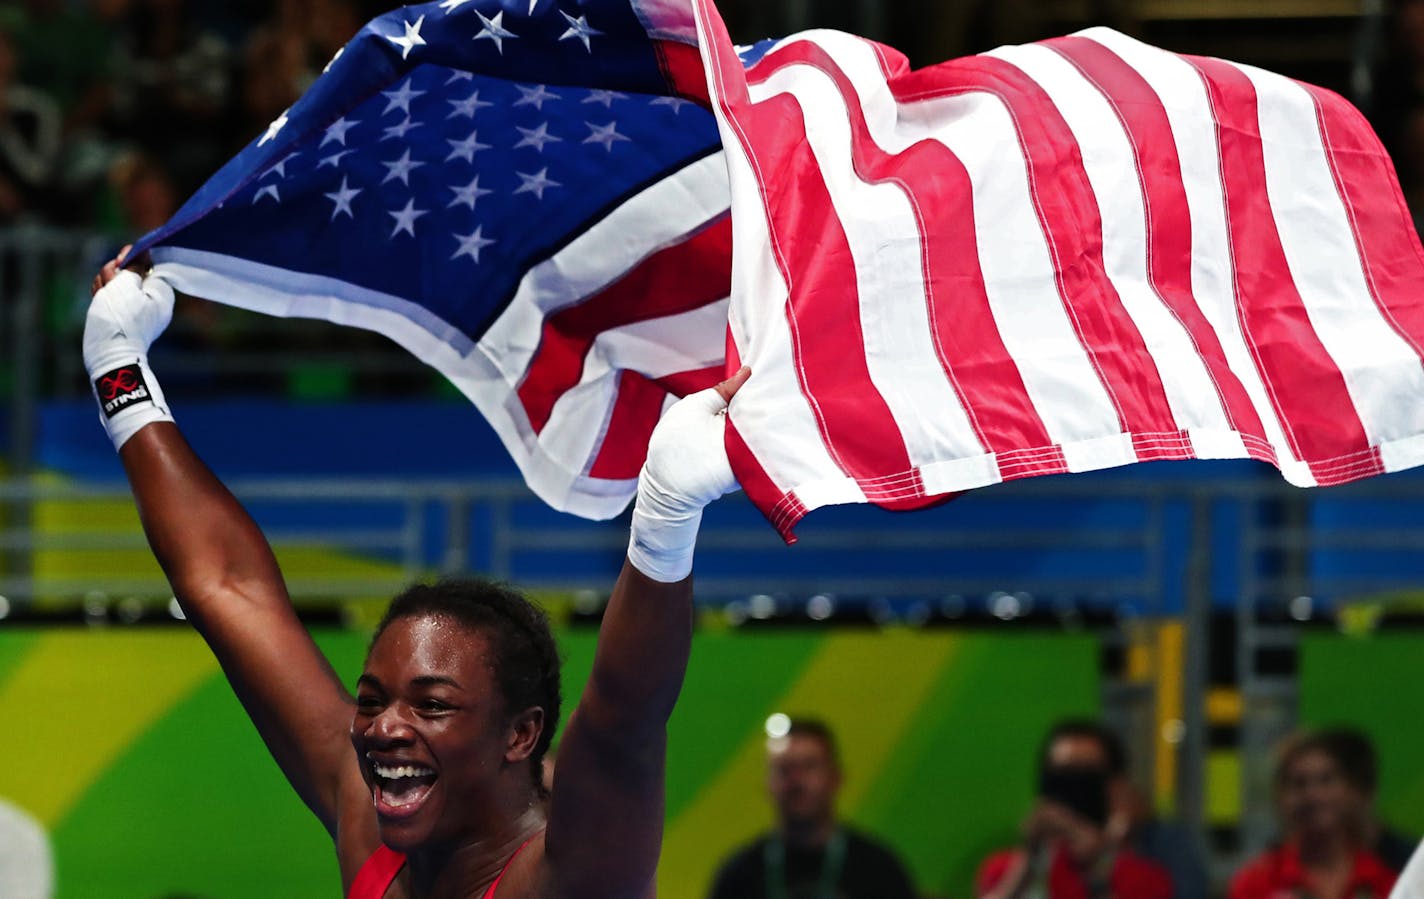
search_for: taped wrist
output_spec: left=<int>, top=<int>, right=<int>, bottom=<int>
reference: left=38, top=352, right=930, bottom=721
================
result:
left=89, top=354, right=173, bottom=450
left=626, top=465, right=704, bottom=583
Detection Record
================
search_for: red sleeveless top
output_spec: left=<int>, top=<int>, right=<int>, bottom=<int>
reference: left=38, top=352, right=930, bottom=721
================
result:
left=347, top=836, right=538, bottom=899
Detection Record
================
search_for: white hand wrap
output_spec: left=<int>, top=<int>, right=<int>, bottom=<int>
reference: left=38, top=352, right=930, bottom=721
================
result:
left=82, top=270, right=176, bottom=450
left=627, top=385, right=741, bottom=583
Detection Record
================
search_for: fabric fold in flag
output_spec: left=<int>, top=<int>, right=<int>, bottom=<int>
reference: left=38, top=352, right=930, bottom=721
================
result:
left=130, top=0, right=733, bottom=520
left=690, top=1, right=1424, bottom=542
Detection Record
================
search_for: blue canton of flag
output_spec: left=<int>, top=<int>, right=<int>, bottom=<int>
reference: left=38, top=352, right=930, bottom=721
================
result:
left=133, top=0, right=741, bottom=519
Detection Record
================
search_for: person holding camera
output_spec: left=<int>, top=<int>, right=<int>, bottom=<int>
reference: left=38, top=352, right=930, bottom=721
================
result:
left=976, top=720, right=1172, bottom=899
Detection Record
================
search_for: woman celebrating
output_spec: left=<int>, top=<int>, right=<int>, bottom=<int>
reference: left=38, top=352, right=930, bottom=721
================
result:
left=85, top=252, right=749, bottom=898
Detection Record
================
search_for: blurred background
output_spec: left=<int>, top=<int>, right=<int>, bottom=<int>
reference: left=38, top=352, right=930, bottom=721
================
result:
left=3, top=0, right=1424, bottom=897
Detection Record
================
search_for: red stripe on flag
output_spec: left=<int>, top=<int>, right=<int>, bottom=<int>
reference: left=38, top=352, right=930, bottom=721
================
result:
left=1303, top=83, right=1424, bottom=365
left=655, top=365, right=723, bottom=398
left=748, top=41, right=1058, bottom=459
left=723, top=83, right=921, bottom=502
left=590, top=362, right=726, bottom=503
left=964, top=55, right=1182, bottom=445
left=1187, top=56, right=1373, bottom=470
left=655, top=40, right=713, bottom=105
left=1049, top=36, right=1273, bottom=456
left=588, top=371, right=666, bottom=480
left=518, top=216, right=732, bottom=434
left=725, top=417, right=807, bottom=544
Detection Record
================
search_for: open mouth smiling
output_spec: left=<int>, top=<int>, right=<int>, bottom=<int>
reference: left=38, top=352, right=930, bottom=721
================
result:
left=369, top=757, right=439, bottom=818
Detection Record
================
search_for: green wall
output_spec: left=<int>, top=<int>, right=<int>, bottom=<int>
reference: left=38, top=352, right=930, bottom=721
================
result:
left=0, top=627, right=1098, bottom=898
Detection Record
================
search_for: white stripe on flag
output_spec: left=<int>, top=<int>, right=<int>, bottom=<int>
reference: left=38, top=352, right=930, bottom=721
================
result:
left=1244, top=62, right=1424, bottom=445
left=1078, top=28, right=1313, bottom=481
left=696, top=34, right=868, bottom=512
left=540, top=299, right=730, bottom=474
left=985, top=42, right=1236, bottom=438
left=747, top=61, right=989, bottom=466
left=800, top=30, right=1127, bottom=450
left=479, top=152, right=730, bottom=384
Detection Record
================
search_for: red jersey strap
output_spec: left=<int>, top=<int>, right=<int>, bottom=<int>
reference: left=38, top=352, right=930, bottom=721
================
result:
left=344, top=832, right=540, bottom=899
left=348, top=845, right=407, bottom=899
left=483, top=833, right=541, bottom=899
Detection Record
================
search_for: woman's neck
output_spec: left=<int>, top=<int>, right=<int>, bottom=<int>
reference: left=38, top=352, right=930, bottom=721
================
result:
left=406, top=798, right=545, bottom=899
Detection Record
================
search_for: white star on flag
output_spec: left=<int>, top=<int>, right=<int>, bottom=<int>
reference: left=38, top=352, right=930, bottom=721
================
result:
left=446, top=71, right=475, bottom=85
left=474, top=10, right=518, bottom=54
left=439, top=0, right=474, bottom=11
left=583, top=121, right=630, bottom=151
left=253, top=184, right=281, bottom=204
left=452, top=226, right=496, bottom=263
left=382, top=117, right=420, bottom=141
left=514, top=167, right=560, bottom=200
left=387, top=15, right=427, bottom=60
left=262, top=154, right=296, bottom=179
left=388, top=198, right=429, bottom=237
left=448, top=90, right=494, bottom=119
left=324, top=177, right=362, bottom=220
left=321, top=116, right=359, bottom=147
left=514, top=84, right=559, bottom=110
left=649, top=96, right=690, bottom=114
left=448, top=174, right=493, bottom=210
left=559, top=12, right=602, bottom=51
left=382, top=81, right=426, bottom=116
left=381, top=149, right=426, bottom=185
left=319, top=149, right=354, bottom=169
left=447, top=131, right=492, bottom=163
left=259, top=110, right=289, bottom=146
left=582, top=90, right=628, bottom=107
left=515, top=122, right=561, bottom=152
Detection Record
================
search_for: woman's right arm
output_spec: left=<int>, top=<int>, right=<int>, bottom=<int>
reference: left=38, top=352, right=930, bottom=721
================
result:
left=88, top=258, right=359, bottom=834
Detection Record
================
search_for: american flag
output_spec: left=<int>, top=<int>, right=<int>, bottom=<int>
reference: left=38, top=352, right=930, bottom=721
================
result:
left=692, top=2, right=1424, bottom=541
left=132, top=0, right=735, bottom=520
left=133, top=0, right=1424, bottom=538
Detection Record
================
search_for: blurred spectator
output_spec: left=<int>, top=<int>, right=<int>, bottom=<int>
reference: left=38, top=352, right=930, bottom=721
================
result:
left=1313, top=727, right=1416, bottom=874
left=1229, top=730, right=1398, bottom=899
left=107, top=0, right=235, bottom=194
left=975, top=720, right=1172, bottom=899
left=0, top=798, right=53, bottom=899
left=0, top=25, right=60, bottom=223
left=240, top=0, right=364, bottom=143
left=1039, top=720, right=1210, bottom=899
left=707, top=718, right=917, bottom=899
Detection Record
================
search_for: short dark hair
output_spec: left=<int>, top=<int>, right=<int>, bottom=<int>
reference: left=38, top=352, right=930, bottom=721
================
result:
left=784, top=718, right=840, bottom=765
left=1275, top=727, right=1378, bottom=796
left=372, top=578, right=562, bottom=796
left=1038, top=719, right=1127, bottom=777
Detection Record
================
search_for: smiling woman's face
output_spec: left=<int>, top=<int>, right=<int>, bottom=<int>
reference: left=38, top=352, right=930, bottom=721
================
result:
left=351, top=614, right=510, bottom=852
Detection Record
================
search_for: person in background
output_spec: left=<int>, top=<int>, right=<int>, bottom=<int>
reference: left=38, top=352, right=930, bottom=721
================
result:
left=708, top=718, right=917, bottom=899
left=1230, top=730, right=1398, bottom=899
left=976, top=720, right=1172, bottom=899
left=1054, top=720, right=1210, bottom=899
left=1314, top=726, right=1416, bottom=873
left=0, top=26, right=60, bottom=223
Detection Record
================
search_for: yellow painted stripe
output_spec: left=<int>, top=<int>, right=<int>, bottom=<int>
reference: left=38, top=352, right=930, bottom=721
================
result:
left=1153, top=621, right=1184, bottom=813
left=1206, top=687, right=1242, bottom=725
left=658, top=631, right=958, bottom=898
left=0, top=632, right=217, bottom=826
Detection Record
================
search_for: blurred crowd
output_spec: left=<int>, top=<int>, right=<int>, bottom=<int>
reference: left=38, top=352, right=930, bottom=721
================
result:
left=704, top=717, right=1416, bottom=899
left=6, top=0, right=1424, bottom=237
left=0, top=0, right=390, bottom=238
